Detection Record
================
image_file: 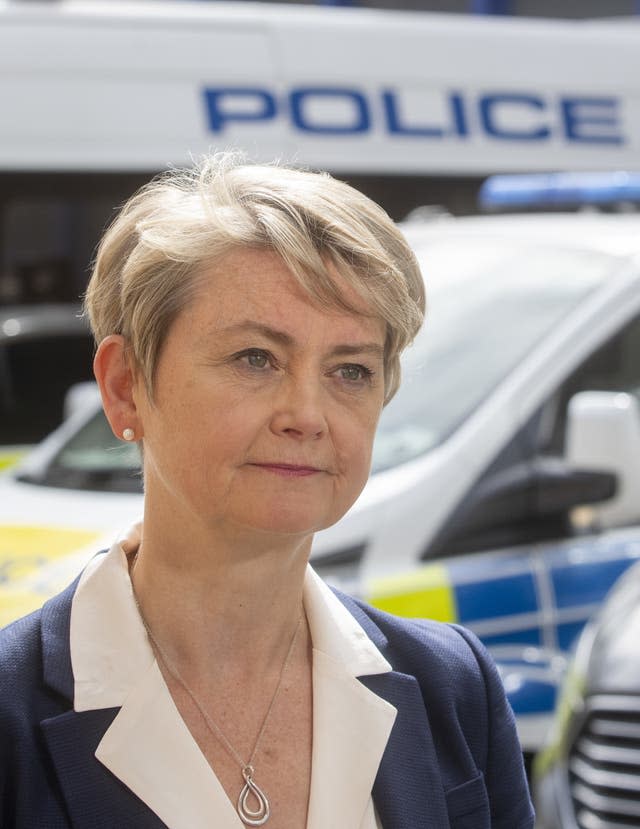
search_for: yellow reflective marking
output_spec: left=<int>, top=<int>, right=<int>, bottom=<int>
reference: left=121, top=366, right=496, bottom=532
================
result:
left=365, top=563, right=458, bottom=621
left=533, top=663, right=586, bottom=779
left=0, top=525, right=101, bottom=583
left=0, top=450, right=25, bottom=472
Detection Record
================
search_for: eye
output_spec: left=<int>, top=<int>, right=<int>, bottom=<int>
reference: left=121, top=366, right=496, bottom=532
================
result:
left=233, top=348, right=275, bottom=371
left=337, top=364, right=374, bottom=383
left=245, top=350, right=269, bottom=369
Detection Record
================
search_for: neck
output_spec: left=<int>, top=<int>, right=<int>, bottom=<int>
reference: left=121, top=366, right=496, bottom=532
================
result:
left=129, top=510, right=312, bottom=682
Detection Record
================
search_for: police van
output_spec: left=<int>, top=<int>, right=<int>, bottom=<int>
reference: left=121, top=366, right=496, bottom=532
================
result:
left=2, top=174, right=640, bottom=768
left=1, top=0, right=636, bottom=176
left=1, top=1, right=640, bottom=306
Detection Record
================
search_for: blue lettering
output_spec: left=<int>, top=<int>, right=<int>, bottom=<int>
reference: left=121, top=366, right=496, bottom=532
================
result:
left=382, top=90, right=469, bottom=138
left=480, top=93, right=551, bottom=141
left=450, top=92, right=469, bottom=137
left=203, top=88, right=277, bottom=132
left=289, top=88, right=369, bottom=134
left=382, top=90, right=444, bottom=137
left=561, top=97, right=624, bottom=144
left=202, top=85, right=625, bottom=149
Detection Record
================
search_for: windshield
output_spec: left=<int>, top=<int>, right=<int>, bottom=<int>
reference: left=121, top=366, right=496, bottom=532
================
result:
left=19, top=409, right=142, bottom=492
left=0, top=332, right=93, bottom=444
left=371, top=238, right=614, bottom=473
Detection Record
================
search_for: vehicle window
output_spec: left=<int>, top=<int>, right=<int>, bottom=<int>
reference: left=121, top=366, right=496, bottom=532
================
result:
left=0, top=333, right=94, bottom=444
left=371, top=240, right=614, bottom=473
left=422, top=311, right=640, bottom=559
left=20, top=410, right=143, bottom=493
left=0, top=177, right=148, bottom=306
left=538, top=313, right=640, bottom=455
left=1, top=199, right=98, bottom=304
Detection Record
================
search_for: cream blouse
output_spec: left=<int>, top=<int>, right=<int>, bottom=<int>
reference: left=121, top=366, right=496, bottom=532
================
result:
left=70, top=543, right=397, bottom=828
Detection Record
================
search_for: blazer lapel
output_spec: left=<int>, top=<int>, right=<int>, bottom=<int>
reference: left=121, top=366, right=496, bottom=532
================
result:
left=359, top=672, right=450, bottom=829
left=94, top=659, right=242, bottom=829
left=38, top=578, right=168, bottom=828
left=334, top=590, right=450, bottom=829
left=40, top=707, right=168, bottom=829
left=306, top=649, right=396, bottom=829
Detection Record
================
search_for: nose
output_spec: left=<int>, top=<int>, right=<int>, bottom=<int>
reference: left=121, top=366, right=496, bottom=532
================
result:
left=269, top=375, right=327, bottom=440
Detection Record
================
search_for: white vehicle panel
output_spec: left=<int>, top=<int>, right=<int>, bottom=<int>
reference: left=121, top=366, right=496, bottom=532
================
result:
left=0, top=2, right=639, bottom=173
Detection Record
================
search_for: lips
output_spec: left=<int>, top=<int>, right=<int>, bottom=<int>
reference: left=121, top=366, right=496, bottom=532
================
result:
left=249, top=462, right=322, bottom=477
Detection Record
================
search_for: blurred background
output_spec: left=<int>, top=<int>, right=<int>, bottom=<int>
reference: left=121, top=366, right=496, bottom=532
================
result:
left=1, top=3, right=640, bottom=826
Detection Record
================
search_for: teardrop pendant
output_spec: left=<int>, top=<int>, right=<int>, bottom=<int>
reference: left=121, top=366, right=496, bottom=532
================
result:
left=237, top=766, right=270, bottom=826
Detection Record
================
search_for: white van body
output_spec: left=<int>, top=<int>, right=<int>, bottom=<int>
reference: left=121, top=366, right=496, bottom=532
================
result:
left=0, top=0, right=639, bottom=175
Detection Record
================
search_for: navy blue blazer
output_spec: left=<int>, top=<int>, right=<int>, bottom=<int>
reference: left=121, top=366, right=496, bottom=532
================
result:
left=0, top=575, right=534, bottom=828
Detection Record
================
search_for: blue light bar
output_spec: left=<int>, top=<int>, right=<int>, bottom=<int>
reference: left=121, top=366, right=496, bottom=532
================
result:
left=479, top=172, right=640, bottom=210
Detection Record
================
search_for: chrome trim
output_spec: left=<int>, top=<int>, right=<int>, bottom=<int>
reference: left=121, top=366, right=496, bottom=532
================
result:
left=569, top=694, right=640, bottom=827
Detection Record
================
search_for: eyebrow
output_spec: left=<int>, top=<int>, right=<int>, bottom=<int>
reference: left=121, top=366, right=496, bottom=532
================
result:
left=215, top=320, right=385, bottom=360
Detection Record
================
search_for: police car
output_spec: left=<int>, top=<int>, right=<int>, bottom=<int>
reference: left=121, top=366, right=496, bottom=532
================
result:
left=2, top=174, right=640, bottom=765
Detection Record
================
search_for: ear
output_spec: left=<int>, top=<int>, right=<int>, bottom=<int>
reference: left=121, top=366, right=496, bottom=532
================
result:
left=93, top=335, right=144, bottom=442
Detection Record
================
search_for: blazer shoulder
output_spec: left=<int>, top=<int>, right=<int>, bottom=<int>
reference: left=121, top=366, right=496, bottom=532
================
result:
left=337, top=589, right=497, bottom=690
left=0, top=574, right=78, bottom=710
left=337, top=591, right=534, bottom=828
left=0, top=609, right=47, bottom=758
left=0, top=609, right=44, bottom=684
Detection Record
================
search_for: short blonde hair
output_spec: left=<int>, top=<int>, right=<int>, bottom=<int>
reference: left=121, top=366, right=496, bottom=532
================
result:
left=84, top=153, right=425, bottom=402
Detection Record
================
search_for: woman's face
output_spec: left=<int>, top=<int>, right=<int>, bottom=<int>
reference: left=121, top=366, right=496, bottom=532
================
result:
left=133, top=248, right=386, bottom=541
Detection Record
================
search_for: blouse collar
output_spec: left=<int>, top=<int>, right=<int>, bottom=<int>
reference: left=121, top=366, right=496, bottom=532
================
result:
left=71, top=542, right=391, bottom=711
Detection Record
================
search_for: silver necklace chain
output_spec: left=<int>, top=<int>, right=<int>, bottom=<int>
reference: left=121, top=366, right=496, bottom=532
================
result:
left=131, top=569, right=302, bottom=827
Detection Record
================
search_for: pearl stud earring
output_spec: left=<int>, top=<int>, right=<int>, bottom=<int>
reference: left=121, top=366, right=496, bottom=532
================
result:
left=122, top=428, right=135, bottom=442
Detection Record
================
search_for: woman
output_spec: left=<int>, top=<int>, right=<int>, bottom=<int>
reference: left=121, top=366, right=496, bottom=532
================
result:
left=0, top=155, right=534, bottom=828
